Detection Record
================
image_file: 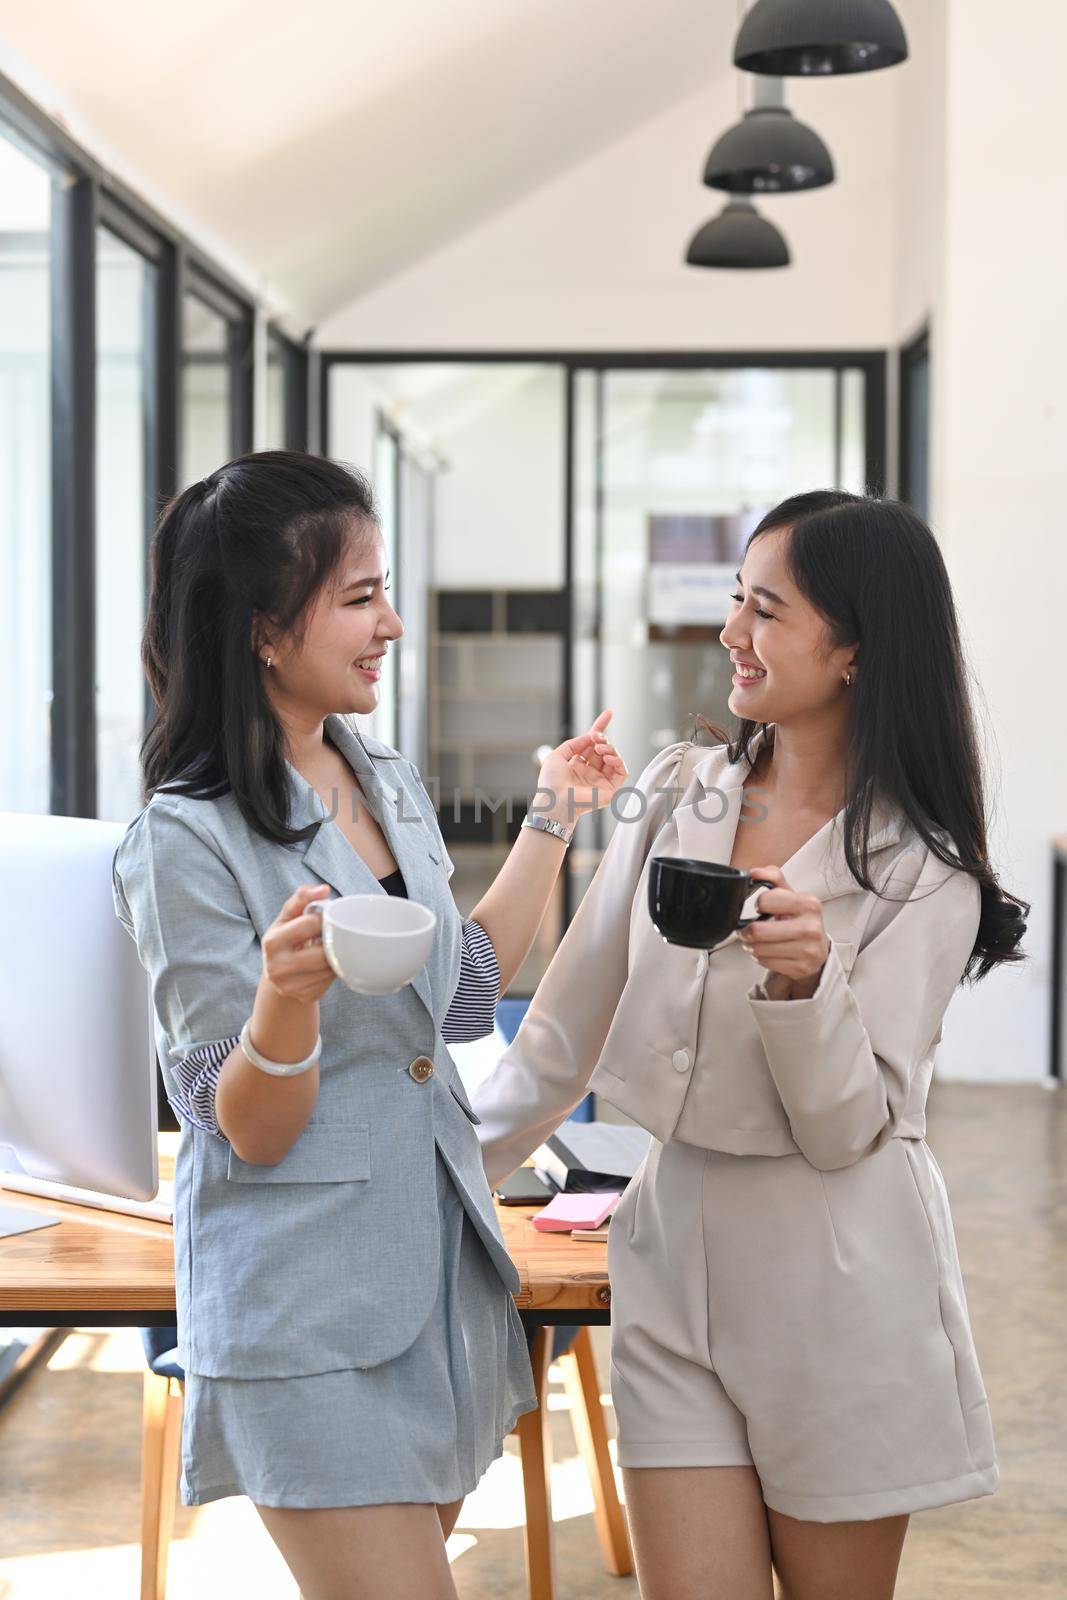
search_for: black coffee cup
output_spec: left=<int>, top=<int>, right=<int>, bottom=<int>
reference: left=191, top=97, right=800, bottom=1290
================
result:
left=647, top=856, right=775, bottom=950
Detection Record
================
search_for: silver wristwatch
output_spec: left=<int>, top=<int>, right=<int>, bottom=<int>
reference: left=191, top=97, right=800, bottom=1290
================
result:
left=522, top=812, right=574, bottom=846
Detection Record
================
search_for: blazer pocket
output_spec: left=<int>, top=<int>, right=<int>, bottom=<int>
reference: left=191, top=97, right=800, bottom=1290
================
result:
left=226, top=1120, right=371, bottom=1183
left=448, top=1077, right=482, bottom=1125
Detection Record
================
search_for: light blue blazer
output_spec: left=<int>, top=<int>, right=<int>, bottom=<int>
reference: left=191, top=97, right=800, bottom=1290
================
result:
left=112, top=713, right=518, bottom=1380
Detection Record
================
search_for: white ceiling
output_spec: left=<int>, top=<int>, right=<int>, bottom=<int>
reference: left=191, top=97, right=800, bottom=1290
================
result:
left=0, top=0, right=738, bottom=326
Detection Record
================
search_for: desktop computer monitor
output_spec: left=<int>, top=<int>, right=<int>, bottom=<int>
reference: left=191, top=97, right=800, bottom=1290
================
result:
left=0, top=811, right=162, bottom=1237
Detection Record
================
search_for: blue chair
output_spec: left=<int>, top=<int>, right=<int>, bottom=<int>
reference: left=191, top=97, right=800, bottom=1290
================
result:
left=140, top=1326, right=182, bottom=1381
left=515, top=1320, right=632, bottom=1598
left=497, top=997, right=590, bottom=1372
left=495, top=1001, right=629, bottom=1589
left=495, top=997, right=594, bottom=1122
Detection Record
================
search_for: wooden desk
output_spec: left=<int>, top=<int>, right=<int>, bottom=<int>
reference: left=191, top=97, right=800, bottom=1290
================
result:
left=0, top=1144, right=628, bottom=1599
left=497, top=1202, right=613, bottom=1321
left=0, top=1137, right=611, bottom=1329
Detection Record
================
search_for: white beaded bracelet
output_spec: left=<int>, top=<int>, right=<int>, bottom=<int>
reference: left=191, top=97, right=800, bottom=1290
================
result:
left=239, top=1016, right=322, bottom=1078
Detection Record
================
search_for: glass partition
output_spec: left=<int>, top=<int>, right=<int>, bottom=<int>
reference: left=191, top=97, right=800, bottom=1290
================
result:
left=95, top=226, right=157, bottom=822
left=373, top=418, right=401, bottom=749
left=328, top=360, right=566, bottom=992
left=325, top=355, right=877, bottom=979
left=181, top=291, right=231, bottom=485
left=0, top=136, right=52, bottom=813
left=571, top=362, right=871, bottom=886
left=265, top=327, right=287, bottom=449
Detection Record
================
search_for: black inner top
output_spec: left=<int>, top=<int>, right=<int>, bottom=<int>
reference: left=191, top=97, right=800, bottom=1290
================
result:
left=321, top=730, right=408, bottom=901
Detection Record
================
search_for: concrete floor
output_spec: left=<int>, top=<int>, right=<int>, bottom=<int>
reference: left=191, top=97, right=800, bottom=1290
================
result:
left=0, top=1082, right=1063, bottom=1598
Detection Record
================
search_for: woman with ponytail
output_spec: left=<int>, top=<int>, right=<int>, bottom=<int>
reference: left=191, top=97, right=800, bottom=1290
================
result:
left=473, top=490, right=1026, bottom=1600
left=113, top=449, right=629, bottom=1597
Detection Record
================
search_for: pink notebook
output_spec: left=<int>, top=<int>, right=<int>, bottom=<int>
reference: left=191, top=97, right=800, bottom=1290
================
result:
left=532, top=1191, right=621, bottom=1233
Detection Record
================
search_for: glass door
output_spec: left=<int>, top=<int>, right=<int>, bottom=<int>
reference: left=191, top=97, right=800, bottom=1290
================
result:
left=373, top=416, right=401, bottom=749
left=570, top=361, right=873, bottom=893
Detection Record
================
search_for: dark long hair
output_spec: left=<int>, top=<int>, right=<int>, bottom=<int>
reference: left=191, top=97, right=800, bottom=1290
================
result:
left=140, top=449, right=397, bottom=847
left=694, top=490, right=1027, bottom=983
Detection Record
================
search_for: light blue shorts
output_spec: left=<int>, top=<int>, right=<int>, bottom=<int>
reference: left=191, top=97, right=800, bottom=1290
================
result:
left=180, top=1146, right=537, bottom=1508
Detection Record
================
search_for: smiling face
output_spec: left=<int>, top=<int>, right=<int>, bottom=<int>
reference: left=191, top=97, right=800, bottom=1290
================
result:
left=256, top=519, right=404, bottom=722
left=719, top=524, right=857, bottom=722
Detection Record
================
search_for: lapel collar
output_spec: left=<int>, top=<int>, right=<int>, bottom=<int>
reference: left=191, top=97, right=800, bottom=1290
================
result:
left=669, top=738, right=755, bottom=895
left=771, top=792, right=904, bottom=909
left=669, top=725, right=904, bottom=949
left=285, top=715, right=436, bottom=1020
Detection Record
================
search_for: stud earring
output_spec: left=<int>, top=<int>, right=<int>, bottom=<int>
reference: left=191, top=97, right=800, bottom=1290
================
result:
left=845, top=671, right=853, bottom=687
left=266, top=656, right=273, bottom=669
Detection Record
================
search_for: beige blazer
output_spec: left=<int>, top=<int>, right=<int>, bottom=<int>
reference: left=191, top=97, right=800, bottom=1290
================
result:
left=473, top=726, right=981, bottom=1185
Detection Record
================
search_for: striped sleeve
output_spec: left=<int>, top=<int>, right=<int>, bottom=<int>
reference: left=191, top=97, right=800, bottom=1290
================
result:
left=169, top=919, right=499, bottom=1125
left=172, top=1036, right=240, bottom=1142
left=441, top=917, right=501, bottom=1043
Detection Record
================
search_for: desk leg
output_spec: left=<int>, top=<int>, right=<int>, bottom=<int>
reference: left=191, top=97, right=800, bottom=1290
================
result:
left=140, top=1372, right=182, bottom=1600
left=516, top=1325, right=556, bottom=1600
left=561, top=1327, right=633, bottom=1576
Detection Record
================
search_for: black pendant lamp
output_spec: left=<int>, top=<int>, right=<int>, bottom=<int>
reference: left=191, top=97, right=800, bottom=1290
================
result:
left=734, top=0, right=908, bottom=76
left=703, top=77, right=834, bottom=194
left=685, top=197, right=790, bottom=270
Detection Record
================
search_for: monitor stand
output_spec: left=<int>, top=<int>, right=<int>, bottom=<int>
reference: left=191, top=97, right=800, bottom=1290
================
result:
left=0, top=1173, right=173, bottom=1224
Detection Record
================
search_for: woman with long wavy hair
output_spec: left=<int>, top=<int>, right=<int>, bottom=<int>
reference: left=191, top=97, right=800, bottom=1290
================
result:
left=473, top=489, right=1027, bottom=1600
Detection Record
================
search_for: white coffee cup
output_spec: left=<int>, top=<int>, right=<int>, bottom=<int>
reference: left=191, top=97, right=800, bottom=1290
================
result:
left=307, top=894, right=436, bottom=995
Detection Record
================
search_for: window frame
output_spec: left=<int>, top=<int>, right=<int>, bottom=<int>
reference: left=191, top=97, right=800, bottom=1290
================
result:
left=898, top=324, right=930, bottom=519
left=94, top=204, right=164, bottom=789
left=0, top=66, right=296, bottom=818
left=266, top=324, right=310, bottom=450
left=183, top=262, right=254, bottom=465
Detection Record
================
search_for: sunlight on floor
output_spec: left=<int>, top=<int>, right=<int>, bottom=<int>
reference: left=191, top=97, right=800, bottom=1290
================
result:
left=1, top=1326, right=624, bottom=1598
left=0, top=1500, right=295, bottom=1597
left=446, top=1530, right=479, bottom=1563
left=452, top=1433, right=621, bottom=1536
left=45, top=1328, right=145, bottom=1374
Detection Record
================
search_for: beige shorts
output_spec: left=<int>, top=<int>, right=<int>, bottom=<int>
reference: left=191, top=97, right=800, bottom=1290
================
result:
left=607, top=1134, right=999, bottom=1523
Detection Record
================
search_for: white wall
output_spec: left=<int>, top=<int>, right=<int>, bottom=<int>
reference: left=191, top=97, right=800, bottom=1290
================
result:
left=432, top=369, right=564, bottom=588
left=891, top=0, right=946, bottom=349
left=318, top=71, right=897, bottom=352
left=326, top=365, right=380, bottom=486
left=327, top=362, right=565, bottom=589
left=932, top=0, right=1067, bottom=1082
